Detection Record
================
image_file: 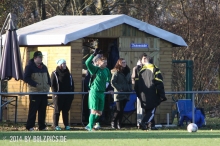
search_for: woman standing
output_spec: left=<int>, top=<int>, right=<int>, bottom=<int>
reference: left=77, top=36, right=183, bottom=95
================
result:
left=111, top=58, right=132, bottom=129
left=51, top=59, right=74, bottom=130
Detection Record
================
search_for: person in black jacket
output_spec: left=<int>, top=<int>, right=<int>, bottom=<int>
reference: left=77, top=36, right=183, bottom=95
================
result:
left=24, top=51, right=51, bottom=131
left=51, top=59, right=74, bottom=130
left=134, top=53, right=167, bottom=130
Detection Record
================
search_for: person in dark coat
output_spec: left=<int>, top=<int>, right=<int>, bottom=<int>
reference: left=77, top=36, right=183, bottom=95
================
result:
left=24, top=51, right=51, bottom=131
left=134, top=53, right=167, bottom=130
left=51, top=59, right=74, bottom=130
left=111, top=58, right=132, bottom=129
left=107, top=40, right=119, bottom=70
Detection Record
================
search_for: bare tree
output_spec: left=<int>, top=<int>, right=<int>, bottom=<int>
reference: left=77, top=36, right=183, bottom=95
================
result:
left=36, top=0, right=46, bottom=20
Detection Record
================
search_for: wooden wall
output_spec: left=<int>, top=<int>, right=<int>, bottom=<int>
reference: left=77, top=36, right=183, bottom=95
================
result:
left=70, top=39, right=83, bottom=124
left=88, top=24, right=153, bottom=38
left=158, top=40, right=173, bottom=124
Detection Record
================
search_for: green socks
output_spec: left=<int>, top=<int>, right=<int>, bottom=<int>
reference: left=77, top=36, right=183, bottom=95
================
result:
left=94, top=114, right=100, bottom=123
left=88, top=114, right=96, bottom=130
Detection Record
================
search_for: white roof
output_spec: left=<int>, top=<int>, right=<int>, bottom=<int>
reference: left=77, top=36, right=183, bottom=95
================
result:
left=3, top=14, right=187, bottom=46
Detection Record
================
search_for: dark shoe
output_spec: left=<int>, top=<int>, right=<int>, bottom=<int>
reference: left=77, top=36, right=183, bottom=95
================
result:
left=39, top=127, right=48, bottom=131
left=28, top=127, right=35, bottom=131
left=140, top=122, right=147, bottom=130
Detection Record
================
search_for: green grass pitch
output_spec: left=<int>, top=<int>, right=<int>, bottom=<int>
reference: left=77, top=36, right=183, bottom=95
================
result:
left=0, top=130, right=220, bottom=146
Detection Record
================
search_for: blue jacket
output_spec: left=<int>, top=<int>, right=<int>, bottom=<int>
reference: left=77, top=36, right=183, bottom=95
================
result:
left=179, top=108, right=205, bottom=128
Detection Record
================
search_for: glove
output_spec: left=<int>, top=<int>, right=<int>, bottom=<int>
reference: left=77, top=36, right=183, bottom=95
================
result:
left=98, top=49, right=103, bottom=54
left=93, top=48, right=100, bottom=56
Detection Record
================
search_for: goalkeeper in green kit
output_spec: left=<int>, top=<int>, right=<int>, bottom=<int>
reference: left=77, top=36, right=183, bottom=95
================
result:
left=85, top=48, right=113, bottom=131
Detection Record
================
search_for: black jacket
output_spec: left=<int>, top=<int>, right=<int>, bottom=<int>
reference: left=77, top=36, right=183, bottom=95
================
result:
left=51, top=66, right=74, bottom=98
left=134, top=64, right=166, bottom=109
left=24, top=59, right=51, bottom=92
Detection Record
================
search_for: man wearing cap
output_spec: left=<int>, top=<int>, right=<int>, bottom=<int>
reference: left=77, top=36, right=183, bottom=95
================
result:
left=51, top=59, right=74, bottom=131
left=24, top=51, right=51, bottom=131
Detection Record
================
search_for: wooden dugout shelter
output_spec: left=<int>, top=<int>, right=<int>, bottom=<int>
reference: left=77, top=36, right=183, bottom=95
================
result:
left=2, top=14, right=187, bottom=125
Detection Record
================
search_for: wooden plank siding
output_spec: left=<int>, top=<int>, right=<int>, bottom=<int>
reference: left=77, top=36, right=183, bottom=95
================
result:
left=70, top=39, right=83, bottom=124
left=159, top=40, right=173, bottom=123
left=88, top=24, right=153, bottom=38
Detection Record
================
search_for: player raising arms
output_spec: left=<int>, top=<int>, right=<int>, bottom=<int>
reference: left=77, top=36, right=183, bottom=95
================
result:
left=85, top=48, right=113, bottom=131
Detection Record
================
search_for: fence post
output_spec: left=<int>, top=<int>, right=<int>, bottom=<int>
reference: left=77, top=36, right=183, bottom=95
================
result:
left=192, top=93, right=195, bottom=123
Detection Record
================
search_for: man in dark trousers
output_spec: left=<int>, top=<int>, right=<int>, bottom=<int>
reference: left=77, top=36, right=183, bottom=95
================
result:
left=24, top=51, right=51, bottom=131
left=134, top=53, right=167, bottom=130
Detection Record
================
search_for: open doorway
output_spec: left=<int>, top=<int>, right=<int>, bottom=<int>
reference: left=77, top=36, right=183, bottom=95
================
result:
left=82, top=37, right=119, bottom=70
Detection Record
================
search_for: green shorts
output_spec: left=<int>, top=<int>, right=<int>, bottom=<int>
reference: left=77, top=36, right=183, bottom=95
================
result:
left=88, top=90, right=105, bottom=111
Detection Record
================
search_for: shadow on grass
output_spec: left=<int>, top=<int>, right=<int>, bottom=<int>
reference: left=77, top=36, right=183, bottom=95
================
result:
left=0, top=131, right=220, bottom=140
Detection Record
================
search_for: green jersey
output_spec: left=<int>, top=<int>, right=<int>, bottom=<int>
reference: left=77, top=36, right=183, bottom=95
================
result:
left=85, top=55, right=111, bottom=92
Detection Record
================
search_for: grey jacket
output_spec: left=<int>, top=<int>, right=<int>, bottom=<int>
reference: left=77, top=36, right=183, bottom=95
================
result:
left=111, top=69, right=132, bottom=101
